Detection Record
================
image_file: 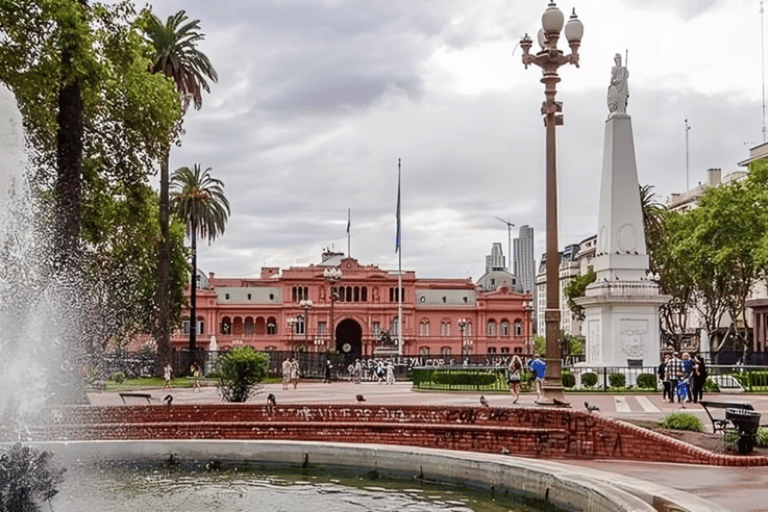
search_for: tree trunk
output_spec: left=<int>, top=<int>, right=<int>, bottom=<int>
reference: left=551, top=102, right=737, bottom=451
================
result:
left=155, top=147, right=171, bottom=370
left=55, top=61, right=83, bottom=269
left=189, top=217, right=197, bottom=364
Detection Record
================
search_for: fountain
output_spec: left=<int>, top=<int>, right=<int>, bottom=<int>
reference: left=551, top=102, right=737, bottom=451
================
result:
left=0, top=84, right=729, bottom=512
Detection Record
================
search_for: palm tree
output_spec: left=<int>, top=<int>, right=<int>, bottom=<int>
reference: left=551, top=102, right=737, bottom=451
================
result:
left=144, top=10, right=218, bottom=367
left=171, top=164, right=230, bottom=363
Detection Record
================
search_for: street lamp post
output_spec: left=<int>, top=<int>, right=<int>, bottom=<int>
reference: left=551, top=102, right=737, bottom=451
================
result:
left=287, top=316, right=297, bottom=349
left=458, top=318, right=471, bottom=357
left=300, top=299, right=313, bottom=341
left=519, top=1, right=583, bottom=404
left=323, top=267, right=343, bottom=351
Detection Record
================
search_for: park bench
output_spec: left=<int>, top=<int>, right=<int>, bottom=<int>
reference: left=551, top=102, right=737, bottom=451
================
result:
left=699, top=400, right=754, bottom=433
left=119, top=392, right=152, bottom=404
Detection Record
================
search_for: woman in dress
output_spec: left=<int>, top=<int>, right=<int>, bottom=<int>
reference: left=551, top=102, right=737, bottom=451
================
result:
left=508, top=355, right=523, bottom=404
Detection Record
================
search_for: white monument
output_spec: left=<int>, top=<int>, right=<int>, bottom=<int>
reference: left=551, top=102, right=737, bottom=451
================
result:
left=575, top=54, right=669, bottom=369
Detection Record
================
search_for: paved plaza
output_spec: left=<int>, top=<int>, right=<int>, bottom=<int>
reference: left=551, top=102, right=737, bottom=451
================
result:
left=89, top=382, right=768, bottom=512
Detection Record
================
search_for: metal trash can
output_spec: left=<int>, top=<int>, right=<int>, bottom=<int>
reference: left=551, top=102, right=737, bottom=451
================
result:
left=725, top=408, right=761, bottom=454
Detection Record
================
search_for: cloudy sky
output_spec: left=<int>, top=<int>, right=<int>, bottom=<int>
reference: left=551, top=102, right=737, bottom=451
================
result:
left=148, top=0, right=766, bottom=281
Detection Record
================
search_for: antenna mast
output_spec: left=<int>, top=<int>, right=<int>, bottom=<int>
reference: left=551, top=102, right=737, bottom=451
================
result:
left=762, top=0, right=766, bottom=141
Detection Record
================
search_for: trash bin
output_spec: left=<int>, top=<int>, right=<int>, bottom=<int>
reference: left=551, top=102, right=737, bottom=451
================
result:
left=725, top=408, right=761, bottom=454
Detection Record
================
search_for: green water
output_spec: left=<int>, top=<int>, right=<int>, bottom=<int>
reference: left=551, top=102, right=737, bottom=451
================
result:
left=51, top=460, right=562, bottom=512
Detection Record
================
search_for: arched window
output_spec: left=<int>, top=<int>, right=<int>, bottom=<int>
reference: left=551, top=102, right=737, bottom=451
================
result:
left=440, top=347, right=451, bottom=357
left=500, top=319, right=510, bottom=337
left=255, top=317, right=266, bottom=335
left=390, top=316, right=399, bottom=335
left=441, top=321, right=451, bottom=337
left=244, top=317, right=254, bottom=335
left=267, top=316, right=277, bottom=335
left=514, top=320, right=523, bottom=336
left=232, top=317, right=244, bottom=335
left=297, top=315, right=305, bottom=335
left=420, top=320, right=430, bottom=336
left=419, top=347, right=430, bottom=356
left=486, top=319, right=497, bottom=336
left=220, top=317, right=232, bottom=335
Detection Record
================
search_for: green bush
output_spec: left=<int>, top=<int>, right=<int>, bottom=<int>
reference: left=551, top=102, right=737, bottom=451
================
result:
left=215, top=347, right=269, bottom=402
left=581, top=372, right=598, bottom=388
left=636, top=373, right=656, bottom=389
left=757, top=427, right=768, bottom=448
left=704, top=377, right=720, bottom=392
left=431, top=371, right=498, bottom=386
left=608, top=372, right=626, bottom=389
left=109, top=372, right=125, bottom=384
left=659, top=412, right=705, bottom=433
left=562, top=371, right=576, bottom=388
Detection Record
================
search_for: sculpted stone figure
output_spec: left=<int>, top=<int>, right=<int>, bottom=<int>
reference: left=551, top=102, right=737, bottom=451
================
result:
left=607, top=53, right=629, bottom=114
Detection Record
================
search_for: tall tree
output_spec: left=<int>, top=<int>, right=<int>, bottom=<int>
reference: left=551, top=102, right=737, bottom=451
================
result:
left=171, top=164, right=229, bottom=362
left=143, top=10, right=218, bottom=367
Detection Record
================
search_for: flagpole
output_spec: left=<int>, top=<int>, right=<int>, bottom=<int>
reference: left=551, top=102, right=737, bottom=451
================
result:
left=397, top=159, right=403, bottom=356
left=347, top=207, right=351, bottom=258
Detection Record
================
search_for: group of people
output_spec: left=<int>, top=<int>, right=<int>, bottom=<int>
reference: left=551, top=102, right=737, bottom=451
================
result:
left=658, top=352, right=708, bottom=405
left=348, top=358, right=395, bottom=384
left=163, top=362, right=202, bottom=391
left=282, top=357, right=301, bottom=389
left=506, top=354, right=546, bottom=403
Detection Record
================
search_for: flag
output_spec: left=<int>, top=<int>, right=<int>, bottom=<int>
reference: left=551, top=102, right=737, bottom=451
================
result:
left=347, top=208, right=350, bottom=234
left=395, top=159, right=401, bottom=253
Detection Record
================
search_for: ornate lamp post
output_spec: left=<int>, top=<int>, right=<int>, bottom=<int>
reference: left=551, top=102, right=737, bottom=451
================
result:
left=300, top=299, right=313, bottom=340
left=287, top=316, right=297, bottom=348
left=323, top=267, right=343, bottom=351
left=519, top=2, right=583, bottom=404
left=458, top=318, right=471, bottom=357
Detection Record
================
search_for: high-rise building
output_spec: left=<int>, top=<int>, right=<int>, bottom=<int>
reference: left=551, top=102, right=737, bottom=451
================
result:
left=513, top=225, right=535, bottom=294
left=513, top=225, right=536, bottom=331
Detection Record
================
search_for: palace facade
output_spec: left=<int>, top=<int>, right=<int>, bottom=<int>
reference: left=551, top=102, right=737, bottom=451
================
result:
left=169, top=250, right=533, bottom=362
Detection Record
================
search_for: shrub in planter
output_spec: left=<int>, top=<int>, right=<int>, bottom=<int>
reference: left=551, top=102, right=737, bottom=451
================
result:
left=608, top=372, right=626, bottom=389
left=109, top=372, right=125, bottom=384
left=431, top=371, right=497, bottom=386
left=659, top=412, right=705, bottom=432
left=216, top=347, right=269, bottom=402
left=562, top=371, right=576, bottom=388
left=636, top=373, right=656, bottom=389
left=581, top=372, right=598, bottom=388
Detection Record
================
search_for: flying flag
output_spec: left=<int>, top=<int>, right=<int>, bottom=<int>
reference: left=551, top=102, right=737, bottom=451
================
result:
left=395, top=159, right=401, bottom=253
left=347, top=208, right=350, bottom=234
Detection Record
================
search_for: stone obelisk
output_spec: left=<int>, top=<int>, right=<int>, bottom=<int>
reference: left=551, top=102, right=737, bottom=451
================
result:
left=575, top=53, right=669, bottom=369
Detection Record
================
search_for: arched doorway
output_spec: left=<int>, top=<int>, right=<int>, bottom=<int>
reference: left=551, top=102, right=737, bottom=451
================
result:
left=336, top=318, right=362, bottom=366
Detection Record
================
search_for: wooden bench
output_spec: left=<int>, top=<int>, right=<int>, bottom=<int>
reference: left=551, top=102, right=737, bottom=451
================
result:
left=699, top=401, right=754, bottom=433
left=119, top=392, right=152, bottom=404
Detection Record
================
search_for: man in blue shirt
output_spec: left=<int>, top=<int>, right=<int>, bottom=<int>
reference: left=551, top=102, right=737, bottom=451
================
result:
left=528, top=354, right=546, bottom=402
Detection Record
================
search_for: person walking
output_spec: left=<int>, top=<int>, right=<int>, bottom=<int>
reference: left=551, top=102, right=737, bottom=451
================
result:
left=507, top=355, right=523, bottom=404
left=353, top=359, right=362, bottom=384
left=658, top=355, right=671, bottom=403
left=666, top=352, right=682, bottom=404
left=290, top=357, right=300, bottom=389
left=163, top=363, right=173, bottom=389
left=385, top=360, right=395, bottom=385
left=681, top=352, right=694, bottom=402
left=282, top=357, right=291, bottom=390
left=324, top=359, right=333, bottom=383
left=190, top=362, right=201, bottom=392
left=691, top=354, right=707, bottom=403
left=527, top=354, right=546, bottom=403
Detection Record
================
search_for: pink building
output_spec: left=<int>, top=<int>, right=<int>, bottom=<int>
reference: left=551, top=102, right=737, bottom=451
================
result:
left=171, top=250, right=533, bottom=362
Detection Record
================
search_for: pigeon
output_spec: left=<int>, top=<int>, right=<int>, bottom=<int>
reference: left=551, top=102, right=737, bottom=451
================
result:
left=356, top=394, right=366, bottom=403
left=267, top=393, right=277, bottom=406
left=163, top=394, right=173, bottom=404
left=500, top=446, right=511, bottom=455
left=479, top=396, right=489, bottom=407
left=585, top=401, right=599, bottom=413
left=553, top=398, right=571, bottom=408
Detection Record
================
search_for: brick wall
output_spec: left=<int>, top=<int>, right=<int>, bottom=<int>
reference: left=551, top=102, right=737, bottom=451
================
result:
left=45, top=404, right=768, bottom=467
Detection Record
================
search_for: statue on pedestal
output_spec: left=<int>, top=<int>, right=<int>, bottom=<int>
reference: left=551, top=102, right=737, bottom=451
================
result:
left=607, top=52, right=629, bottom=115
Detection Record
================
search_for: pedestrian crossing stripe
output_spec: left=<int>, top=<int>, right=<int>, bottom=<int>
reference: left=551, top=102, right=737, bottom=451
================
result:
left=614, top=396, right=631, bottom=412
left=635, top=396, right=661, bottom=413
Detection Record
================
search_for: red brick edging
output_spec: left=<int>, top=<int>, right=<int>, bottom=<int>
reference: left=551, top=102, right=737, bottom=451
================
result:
left=45, top=404, right=768, bottom=466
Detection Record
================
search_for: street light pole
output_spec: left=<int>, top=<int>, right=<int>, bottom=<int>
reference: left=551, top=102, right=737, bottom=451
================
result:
left=519, top=1, right=583, bottom=405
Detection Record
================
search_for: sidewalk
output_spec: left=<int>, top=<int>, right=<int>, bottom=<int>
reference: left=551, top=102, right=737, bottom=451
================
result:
left=88, top=382, right=768, bottom=512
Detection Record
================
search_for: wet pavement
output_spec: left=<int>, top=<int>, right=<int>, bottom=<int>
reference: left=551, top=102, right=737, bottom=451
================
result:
left=88, top=382, right=768, bottom=512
